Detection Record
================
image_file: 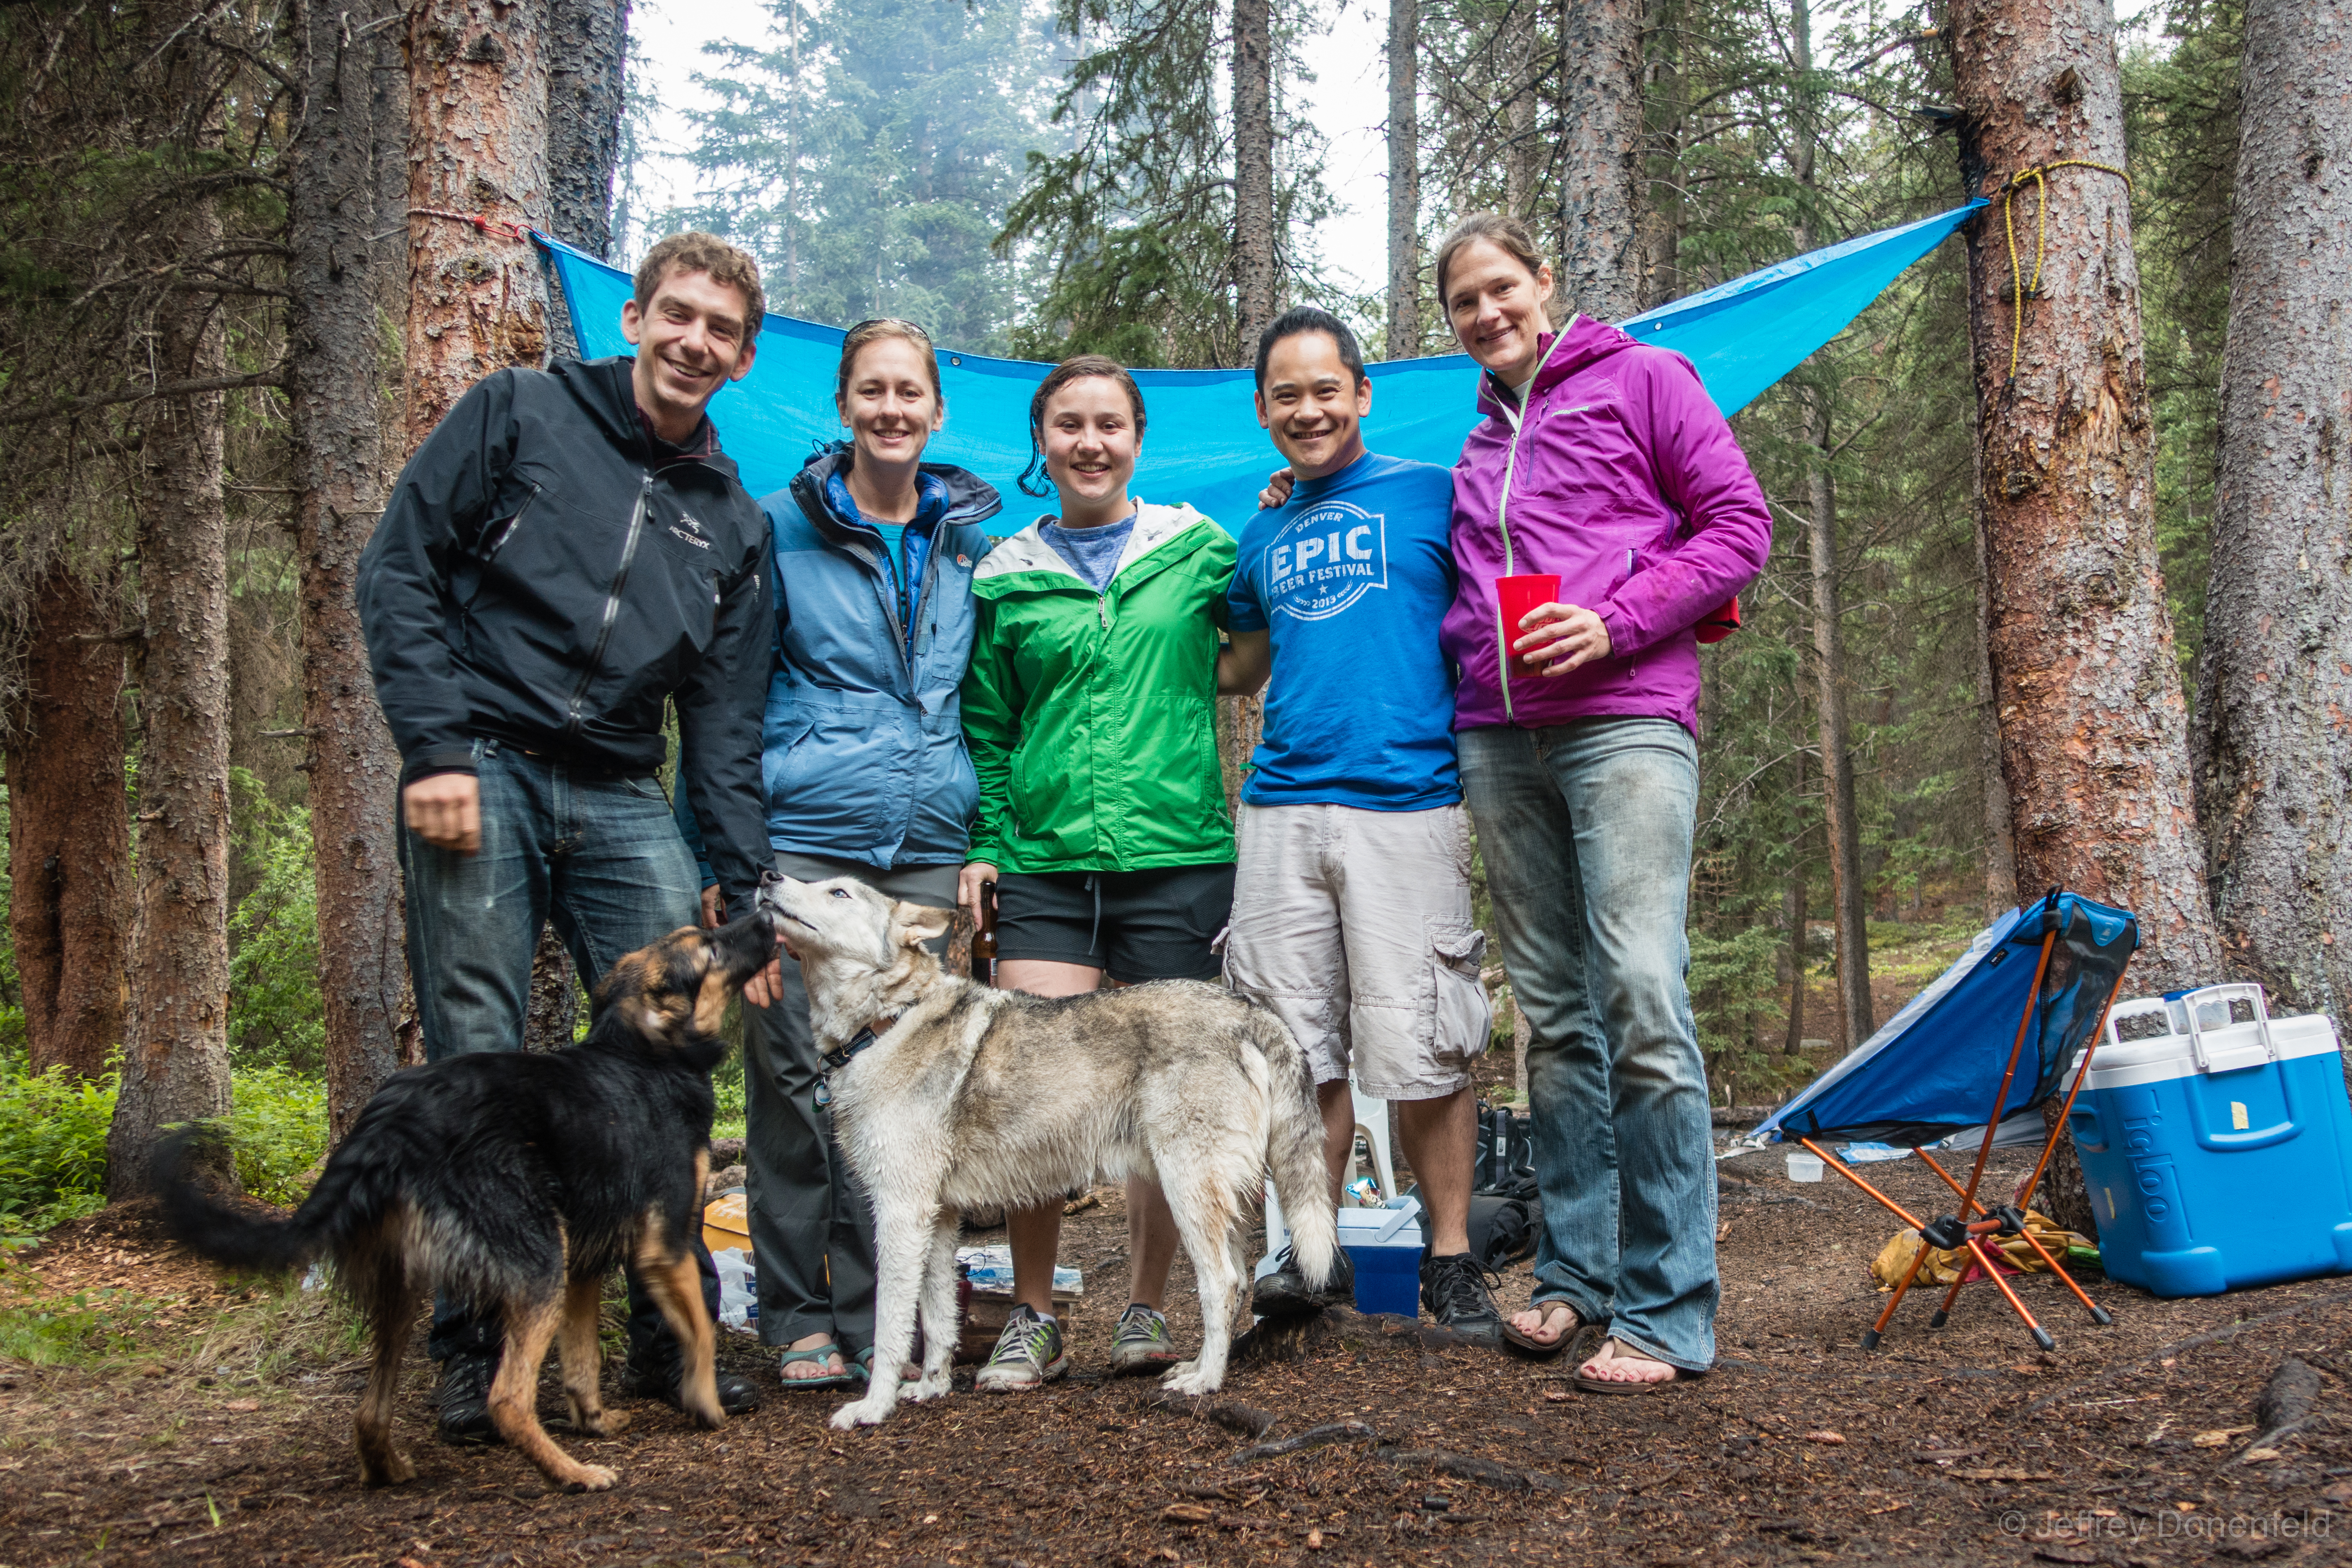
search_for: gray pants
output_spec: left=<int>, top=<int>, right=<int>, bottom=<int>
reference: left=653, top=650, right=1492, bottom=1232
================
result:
left=749, top=851, right=960, bottom=1354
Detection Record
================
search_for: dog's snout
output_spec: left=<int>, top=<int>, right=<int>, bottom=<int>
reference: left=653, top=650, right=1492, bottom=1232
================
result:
left=759, top=868, right=785, bottom=887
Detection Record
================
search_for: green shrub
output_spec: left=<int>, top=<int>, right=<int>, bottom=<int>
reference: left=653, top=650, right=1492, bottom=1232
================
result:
left=0, top=1061, right=116, bottom=1231
left=225, top=1066, right=328, bottom=1208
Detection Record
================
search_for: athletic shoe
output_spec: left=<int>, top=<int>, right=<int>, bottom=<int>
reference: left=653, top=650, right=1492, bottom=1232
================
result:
left=1250, top=1243, right=1356, bottom=1319
left=1420, top=1251, right=1505, bottom=1346
left=974, top=1304, right=1067, bottom=1391
left=1108, top=1303, right=1182, bottom=1374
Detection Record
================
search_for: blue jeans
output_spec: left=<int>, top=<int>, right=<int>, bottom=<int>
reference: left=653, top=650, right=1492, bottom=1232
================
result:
left=397, top=739, right=717, bottom=1364
left=1459, top=719, right=1718, bottom=1371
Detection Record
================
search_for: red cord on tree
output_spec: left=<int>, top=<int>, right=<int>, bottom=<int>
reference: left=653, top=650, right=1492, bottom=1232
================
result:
left=407, top=207, right=533, bottom=243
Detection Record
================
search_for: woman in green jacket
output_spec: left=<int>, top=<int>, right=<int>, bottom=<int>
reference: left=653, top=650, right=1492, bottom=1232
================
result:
left=958, top=353, right=1242, bottom=1391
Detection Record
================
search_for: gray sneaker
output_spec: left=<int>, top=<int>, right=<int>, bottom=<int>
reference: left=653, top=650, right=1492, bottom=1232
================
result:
left=1108, top=1303, right=1182, bottom=1375
left=974, top=1304, right=1067, bottom=1391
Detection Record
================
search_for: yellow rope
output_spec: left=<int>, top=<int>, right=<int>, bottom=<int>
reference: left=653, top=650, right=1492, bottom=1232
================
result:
left=1997, top=159, right=2133, bottom=386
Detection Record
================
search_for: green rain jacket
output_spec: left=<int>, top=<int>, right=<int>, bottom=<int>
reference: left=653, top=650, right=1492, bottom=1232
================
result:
left=963, top=501, right=1238, bottom=873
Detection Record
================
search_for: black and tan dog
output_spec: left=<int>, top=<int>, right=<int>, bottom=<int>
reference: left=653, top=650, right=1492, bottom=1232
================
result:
left=157, top=909, right=776, bottom=1493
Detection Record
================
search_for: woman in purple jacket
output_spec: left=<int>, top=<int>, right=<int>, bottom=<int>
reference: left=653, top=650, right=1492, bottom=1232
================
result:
left=1436, top=213, right=1770, bottom=1391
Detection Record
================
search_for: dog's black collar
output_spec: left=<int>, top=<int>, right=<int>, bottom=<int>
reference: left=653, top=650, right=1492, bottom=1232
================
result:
left=820, top=1013, right=901, bottom=1074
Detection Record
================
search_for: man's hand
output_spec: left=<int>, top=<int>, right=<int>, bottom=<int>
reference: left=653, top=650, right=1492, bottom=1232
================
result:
left=402, top=773, right=481, bottom=854
left=1257, top=467, right=1296, bottom=510
left=958, top=861, right=999, bottom=925
left=1512, top=602, right=1614, bottom=677
left=743, top=955, right=786, bottom=1009
left=699, top=885, right=724, bottom=930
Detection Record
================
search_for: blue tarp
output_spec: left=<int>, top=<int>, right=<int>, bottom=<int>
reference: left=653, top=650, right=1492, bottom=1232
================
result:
left=1743, top=891, right=2140, bottom=1150
left=538, top=199, right=1986, bottom=524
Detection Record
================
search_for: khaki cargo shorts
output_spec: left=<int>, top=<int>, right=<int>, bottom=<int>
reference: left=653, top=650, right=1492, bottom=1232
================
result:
left=1225, top=802, right=1492, bottom=1100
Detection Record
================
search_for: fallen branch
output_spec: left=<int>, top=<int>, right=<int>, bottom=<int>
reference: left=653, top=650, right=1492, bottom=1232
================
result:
left=1229, top=1421, right=1378, bottom=1464
left=1140, top=1389, right=1277, bottom=1440
left=0, top=366, right=289, bottom=430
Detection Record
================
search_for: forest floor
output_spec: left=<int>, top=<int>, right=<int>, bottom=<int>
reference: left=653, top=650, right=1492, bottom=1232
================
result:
left=3, top=1156, right=2348, bottom=1568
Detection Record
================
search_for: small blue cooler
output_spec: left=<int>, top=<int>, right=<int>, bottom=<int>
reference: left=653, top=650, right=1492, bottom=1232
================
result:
left=2068, top=984, right=2352, bottom=1297
left=1338, top=1198, right=1425, bottom=1316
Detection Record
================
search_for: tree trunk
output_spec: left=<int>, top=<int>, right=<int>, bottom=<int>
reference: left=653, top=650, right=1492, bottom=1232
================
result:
left=1231, top=0, right=1275, bottom=347
left=1973, top=385, right=2020, bottom=914
left=1501, top=2, right=1539, bottom=219
left=288, top=0, right=416, bottom=1145
left=1385, top=0, right=1419, bottom=359
left=546, top=0, right=629, bottom=263
left=1553, top=0, right=1643, bottom=323
left=1790, top=0, right=1869, bottom=1047
left=3, top=570, right=130, bottom=1082
left=1948, top=0, right=2222, bottom=993
left=405, top=0, right=552, bottom=443
left=1636, top=0, right=1684, bottom=311
left=523, top=939, right=580, bottom=1050
left=2192, top=0, right=2351, bottom=1026
left=1782, top=861, right=1807, bottom=1054
left=1806, top=391, right=1872, bottom=1048
left=1949, top=0, right=2226, bottom=1236
left=110, top=184, right=234, bottom=1198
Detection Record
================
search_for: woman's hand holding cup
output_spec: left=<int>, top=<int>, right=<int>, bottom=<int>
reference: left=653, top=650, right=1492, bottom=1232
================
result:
left=1513, top=601, right=1612, bottom=676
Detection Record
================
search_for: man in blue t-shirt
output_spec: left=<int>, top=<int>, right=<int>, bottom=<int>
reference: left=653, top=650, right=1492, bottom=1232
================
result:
left=1220, top=307, right=1502, bottom=1346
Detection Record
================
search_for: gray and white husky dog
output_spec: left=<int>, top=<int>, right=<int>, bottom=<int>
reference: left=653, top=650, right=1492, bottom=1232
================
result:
left=757, top=873, right=1339, bottom=1430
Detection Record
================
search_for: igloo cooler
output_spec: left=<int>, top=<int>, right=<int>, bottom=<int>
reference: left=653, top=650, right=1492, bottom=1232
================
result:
left=2067, top=984, right=2352, bottom=1297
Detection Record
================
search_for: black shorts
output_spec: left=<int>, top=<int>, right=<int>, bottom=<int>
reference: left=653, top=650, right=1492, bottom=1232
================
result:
left=993, top=864, right=1237, bottom=983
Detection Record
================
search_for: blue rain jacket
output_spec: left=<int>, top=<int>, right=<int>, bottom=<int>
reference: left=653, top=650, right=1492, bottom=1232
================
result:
left=679, top=445, right=1002, bottom=878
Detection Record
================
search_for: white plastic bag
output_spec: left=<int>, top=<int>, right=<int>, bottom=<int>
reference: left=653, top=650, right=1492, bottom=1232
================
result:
left=712, top=1247, right=757, bottom=1332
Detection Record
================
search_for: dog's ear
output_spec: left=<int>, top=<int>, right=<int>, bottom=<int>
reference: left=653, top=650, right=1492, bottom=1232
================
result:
left=892, top=900, right=953, bottom=951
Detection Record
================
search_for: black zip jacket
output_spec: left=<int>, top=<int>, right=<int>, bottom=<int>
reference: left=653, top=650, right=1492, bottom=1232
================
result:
left=356, top=356, right=771, bottom=907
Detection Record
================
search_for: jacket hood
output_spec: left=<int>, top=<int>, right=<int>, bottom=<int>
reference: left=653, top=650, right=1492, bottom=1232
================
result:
left=788, top=445, right=1004, bottom=545
left=543, top=355, right=744, bottom=480
left=1472, top=315, right=1643, bottom=423
left=973, top=501, right=1214, bottom=589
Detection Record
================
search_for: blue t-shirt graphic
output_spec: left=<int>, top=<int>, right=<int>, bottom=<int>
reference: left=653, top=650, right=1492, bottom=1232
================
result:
left=1227, top=450, right=1459, bottom=810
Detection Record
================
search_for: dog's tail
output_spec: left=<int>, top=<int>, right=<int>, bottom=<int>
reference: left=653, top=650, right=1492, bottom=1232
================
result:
left=156, top=1123, right=386, bottom=1276
left=1250, top=1007, right=1339, bottom=1292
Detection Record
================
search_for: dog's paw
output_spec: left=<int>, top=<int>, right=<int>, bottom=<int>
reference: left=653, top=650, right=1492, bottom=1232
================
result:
left=565, top=1464, right=619, bottom=1493
left=1158, top=1364, right=1221, bottom=1397
left=829, top=1397, right=891, bottom=1430
left=907, top=1372, right=952, bottom=1402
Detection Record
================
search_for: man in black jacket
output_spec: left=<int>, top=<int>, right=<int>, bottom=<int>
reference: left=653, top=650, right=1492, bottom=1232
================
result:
left=359, top=232, right=775, bottom=1437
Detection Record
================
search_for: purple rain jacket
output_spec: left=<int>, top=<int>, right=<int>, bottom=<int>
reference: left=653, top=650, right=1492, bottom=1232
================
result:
left=1441, top=315, right=1774, bottom=733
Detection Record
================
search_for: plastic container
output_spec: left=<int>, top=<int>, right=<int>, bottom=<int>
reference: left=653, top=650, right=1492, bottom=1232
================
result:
left=1495, top=574, right=1562, bottom=674
left=712, top=1247, right=757, bottom=1331
left=1340, top=1196, right=1425, bottom=1316
left=1785, top=1150, right=1824, bottom=1182
left=2067, top=984, right=2352, bottom=1297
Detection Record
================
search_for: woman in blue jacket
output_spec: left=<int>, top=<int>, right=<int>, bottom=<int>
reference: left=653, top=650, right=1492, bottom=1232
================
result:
left=681, top=317, right=999, bottom=1386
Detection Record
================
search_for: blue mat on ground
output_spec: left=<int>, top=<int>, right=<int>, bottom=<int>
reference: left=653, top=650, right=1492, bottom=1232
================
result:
left=1741, top=890, right=2140, bottom=1150
left=538, top=200, right=1986, bottom=524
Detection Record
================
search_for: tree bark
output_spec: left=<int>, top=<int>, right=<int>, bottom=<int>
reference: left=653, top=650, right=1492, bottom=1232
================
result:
left=3, top=570, right=130, bottom=1082
left=109, top=156, right=234, bottom=1197
left=1231, top=0, right=1275, bottom=348
left=1948, top=0, right=2222, bottom=994
left=1781, top=860, right=1808, bottom=1054
left=405, top=0, right=552, bottom=443
left=546, top=0, right=629, bottom=263
left=1972, top=379, right=2020, bottom=913
left=1636, top=0, right=1684, bottom=311
left=1385, top=0, right=1419, bottom=359
left=2192, top=0, right=2351, bottom=1025
left=1501, top=1, right=1539, bottom=219
left=1553, top=0, right=1643, bottom=323
left=523, top=939, right=580, bottom=1050
left=288, top=0, right=416, bottom=1145
left=1949, top=0, right=2226, bottom=1236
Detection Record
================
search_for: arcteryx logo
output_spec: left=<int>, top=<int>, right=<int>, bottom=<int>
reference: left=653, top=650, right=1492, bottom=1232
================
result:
left=669, top=513, right=711, bottom=549
left=1264, top=501, right=1388, bottom=621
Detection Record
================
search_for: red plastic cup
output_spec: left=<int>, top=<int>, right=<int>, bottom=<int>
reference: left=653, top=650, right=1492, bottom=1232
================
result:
left=1495, top=573, right=1561, bottom=674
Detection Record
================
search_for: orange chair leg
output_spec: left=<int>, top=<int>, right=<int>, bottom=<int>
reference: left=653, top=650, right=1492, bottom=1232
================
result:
left=1962, top=1235, right=2056, bottom=1352
left=1862, top=1229, right=1935, bottom=1351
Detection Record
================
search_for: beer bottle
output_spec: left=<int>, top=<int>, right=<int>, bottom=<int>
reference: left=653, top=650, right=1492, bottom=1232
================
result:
left=971, top=883, right=998, bottom=986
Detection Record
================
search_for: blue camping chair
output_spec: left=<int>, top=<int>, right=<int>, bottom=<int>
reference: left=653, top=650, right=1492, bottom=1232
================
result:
left=1747, top=889, right=2138, bottom=1350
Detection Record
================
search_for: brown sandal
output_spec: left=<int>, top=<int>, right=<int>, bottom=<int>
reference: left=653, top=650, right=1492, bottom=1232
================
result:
left=1501, top=1299, right=1580, bottom=1358
left=1570, top=1337, right=1681, bottom=1395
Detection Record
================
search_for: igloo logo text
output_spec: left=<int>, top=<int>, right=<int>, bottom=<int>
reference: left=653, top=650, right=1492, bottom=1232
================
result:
left=1264, top=502, right=1388, bottom=621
